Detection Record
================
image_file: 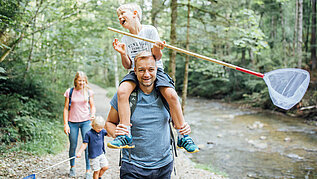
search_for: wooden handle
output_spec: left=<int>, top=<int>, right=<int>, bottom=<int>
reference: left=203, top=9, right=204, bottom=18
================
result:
left=108, top=27, right=264, bottom=78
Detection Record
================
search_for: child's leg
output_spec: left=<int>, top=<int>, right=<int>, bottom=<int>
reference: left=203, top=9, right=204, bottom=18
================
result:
left=93, top=170, right=100, bottom=179
left=98, top=166, right=109, bottom=178
left=159, top=86, right=199, bottom=153
left=107, top=80, right=136, bottom=149
left=159, top=87, right=185, bottom=129
left=117, top=81, right=136, bottom=129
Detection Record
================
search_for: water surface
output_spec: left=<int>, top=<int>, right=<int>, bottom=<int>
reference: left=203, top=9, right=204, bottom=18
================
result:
left=185, top=98, right=317, bottom=178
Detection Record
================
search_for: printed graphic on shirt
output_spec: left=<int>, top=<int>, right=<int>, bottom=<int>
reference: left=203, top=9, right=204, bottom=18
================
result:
left=122, top=25, right=164, bottom=70
left=126, top=41, right=151, bottom=61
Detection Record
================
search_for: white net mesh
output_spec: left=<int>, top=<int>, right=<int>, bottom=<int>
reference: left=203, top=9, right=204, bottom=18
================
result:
left=263, top=68, right=310, bottom=110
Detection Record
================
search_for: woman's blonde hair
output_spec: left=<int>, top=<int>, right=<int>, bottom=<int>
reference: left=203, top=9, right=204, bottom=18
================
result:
left=74, top=71, right=90, bottom=102
left=117, top=3, right=142, bottom=22
left=92, top=116, right=105, bottom=127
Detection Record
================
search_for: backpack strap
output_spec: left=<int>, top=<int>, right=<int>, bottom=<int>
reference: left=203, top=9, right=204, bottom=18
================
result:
left=68, top=87, right=74, bottom=111
left=129, top=88, right=138, bottom=115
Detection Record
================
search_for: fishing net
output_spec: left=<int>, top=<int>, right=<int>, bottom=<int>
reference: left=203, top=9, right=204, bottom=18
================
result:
left=263, top=68, right=310, bottom=110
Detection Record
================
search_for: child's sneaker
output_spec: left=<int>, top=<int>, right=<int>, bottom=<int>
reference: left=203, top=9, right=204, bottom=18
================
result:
left=85, top=172, right=92, bottom=179
left=177, top=135, right=199, bottom=153
left=107, top=135, right=135, bottom=149
left=69, top=167, right=76, bottom=177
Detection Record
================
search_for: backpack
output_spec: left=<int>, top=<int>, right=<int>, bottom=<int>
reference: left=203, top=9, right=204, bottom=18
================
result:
left=119, top=87, right=178, bottom=175
left=68, top=87, right=90, bottom=111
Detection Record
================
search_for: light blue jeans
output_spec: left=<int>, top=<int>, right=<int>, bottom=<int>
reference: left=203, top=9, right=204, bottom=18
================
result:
left=68, top=120, right=91, bottom=170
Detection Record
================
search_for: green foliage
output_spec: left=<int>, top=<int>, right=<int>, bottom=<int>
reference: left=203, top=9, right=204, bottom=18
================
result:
left=0, top=0, right=25, bottom=32
left=0, top=58, right=66, bottom=154
left=230, top=9, right=268, bottom=54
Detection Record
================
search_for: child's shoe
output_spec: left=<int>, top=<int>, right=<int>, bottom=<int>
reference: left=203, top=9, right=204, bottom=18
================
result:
left=107, top=135, right=135, bottom=149
left=85, top=172, right=92, bottom=179
left=69, top=167, right=76, bottom=177
left=177, top=135, right=199, bottom=153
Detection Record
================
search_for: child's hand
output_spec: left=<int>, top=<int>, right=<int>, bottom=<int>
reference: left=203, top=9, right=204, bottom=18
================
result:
left=76, top=153, right=82, bottom=158
left=153, top=40, right=166, bottom=50
left=113, top=38, right=126, bottom=55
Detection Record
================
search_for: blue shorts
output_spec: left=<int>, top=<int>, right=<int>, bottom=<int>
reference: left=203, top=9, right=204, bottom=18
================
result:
left=120, top=161, right=173, bottom=179
left=120, top=68, right=175, bottom=89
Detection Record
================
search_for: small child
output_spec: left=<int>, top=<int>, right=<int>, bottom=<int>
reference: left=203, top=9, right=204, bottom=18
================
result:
left=107, top=3, right=199, bottom=153
left=77, top=116, right=109, bottom=179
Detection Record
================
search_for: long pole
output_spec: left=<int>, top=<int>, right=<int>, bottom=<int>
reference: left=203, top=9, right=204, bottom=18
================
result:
left=35, top=156, right=76, bottom=175
left=108, top=27, right=264, bottom=78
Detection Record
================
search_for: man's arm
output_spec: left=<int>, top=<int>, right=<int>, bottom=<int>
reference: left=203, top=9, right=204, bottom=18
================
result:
left=106, top=106, right=131, bottom=138
left=106, top=106, right=120, bottom=138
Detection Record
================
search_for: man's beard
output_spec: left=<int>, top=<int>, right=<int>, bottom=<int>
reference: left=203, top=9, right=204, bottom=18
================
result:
left=140, top=80, right=154, bottom=87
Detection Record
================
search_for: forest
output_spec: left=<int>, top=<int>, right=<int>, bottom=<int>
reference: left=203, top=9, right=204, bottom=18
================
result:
left=1, top=0, right=316, bottom=155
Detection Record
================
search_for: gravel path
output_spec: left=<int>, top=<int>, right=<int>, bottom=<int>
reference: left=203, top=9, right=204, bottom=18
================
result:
left=0, top=84, right=225, bottom=179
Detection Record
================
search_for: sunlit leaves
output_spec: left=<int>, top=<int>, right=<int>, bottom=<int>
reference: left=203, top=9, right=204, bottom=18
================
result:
left=230, top=9, right=268, bottom=54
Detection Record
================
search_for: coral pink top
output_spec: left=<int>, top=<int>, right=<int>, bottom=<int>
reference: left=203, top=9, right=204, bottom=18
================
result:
left=64, top=88, right=94, bottom=123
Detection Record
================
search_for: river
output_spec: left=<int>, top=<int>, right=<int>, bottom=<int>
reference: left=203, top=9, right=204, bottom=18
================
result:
left=185, top=98, right=317, bottom=178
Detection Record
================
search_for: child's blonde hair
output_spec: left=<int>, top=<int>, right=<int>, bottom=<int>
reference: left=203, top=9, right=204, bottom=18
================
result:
left=117, top=3, right=142, bottom=22
left=92, top=116, right=105, bottom=127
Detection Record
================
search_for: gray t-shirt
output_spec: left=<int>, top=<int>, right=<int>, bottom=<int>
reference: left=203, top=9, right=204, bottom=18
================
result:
left=110, top=89, right=172, bottom=169
left=122, top=25, right=164, bottom=70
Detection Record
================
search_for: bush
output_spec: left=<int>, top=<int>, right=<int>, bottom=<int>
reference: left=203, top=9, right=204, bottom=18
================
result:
left=0, top=64, right=66, bottom=154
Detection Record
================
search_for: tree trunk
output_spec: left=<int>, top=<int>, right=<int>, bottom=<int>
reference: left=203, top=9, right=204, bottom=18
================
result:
left=168, top=0, right=177, bottom=82
left=26, top=17, right=37, bottom=74
left=25, top=33, right=34, bottom=74
left=151, top=0, right=160, bottom=28
left=280, top=2, right=287, bottom=67
left=249, top=49, right=254, bottom=66
left=304, top=1, right=311, bottom=55
left=312, top=0, right=317, bottom=70
left=0, top=33, right=24, bottom=63
left=181, top=0, right=190, bottom=114
left=270, top=16, right=276, bottom=48
left=241, top=48, right=246, bottom=64
left=293, top=0, right=299, bottom=56
left=104, top=67, right=108, bottom=84
left=298, top=0, right=303, bottom=68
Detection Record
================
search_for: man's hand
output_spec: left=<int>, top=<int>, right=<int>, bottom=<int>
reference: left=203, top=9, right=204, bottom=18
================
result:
left=113, top=38, right=126, bottom=55
left=178, top=122, right=191, bottom=135
left=115, top=124, right=132, bottom=137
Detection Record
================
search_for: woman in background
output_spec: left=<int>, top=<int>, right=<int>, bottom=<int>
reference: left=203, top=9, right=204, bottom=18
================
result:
left=63, top=71, right=96, bottom=179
